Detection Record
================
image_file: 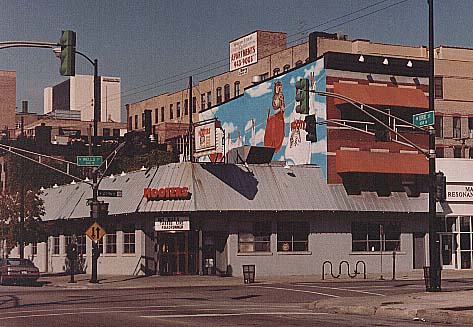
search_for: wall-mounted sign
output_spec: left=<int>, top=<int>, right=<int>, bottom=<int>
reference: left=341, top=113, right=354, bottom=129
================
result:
left=155, top=217, right=190, bottom=231
left=194, top=120, right=222, bottom=158
left=446, top=185, right=473, bottom=201
left=144, top=187, right=190, bottom=200
left=229, top=32, right=258, bottom=72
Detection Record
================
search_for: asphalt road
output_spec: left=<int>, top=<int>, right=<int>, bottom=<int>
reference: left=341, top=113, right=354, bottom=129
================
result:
left=0, top=279, right=472, bottom=326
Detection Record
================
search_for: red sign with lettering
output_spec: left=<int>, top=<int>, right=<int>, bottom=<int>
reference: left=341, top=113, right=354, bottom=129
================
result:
left=144, top=187, right=190, bottom=200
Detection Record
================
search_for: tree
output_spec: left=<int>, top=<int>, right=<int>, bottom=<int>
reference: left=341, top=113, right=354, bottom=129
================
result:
left=0, top=191, right=46, bottom=255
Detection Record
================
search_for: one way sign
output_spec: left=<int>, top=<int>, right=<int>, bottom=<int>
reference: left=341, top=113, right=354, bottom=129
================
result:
left=86, top=222, right=106, bottom=241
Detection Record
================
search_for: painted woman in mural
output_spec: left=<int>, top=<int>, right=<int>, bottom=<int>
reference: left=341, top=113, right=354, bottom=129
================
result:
left=264, top=81, right=285, bottom=153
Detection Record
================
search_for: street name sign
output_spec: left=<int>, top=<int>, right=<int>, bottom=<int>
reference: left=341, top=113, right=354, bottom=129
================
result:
left=413, top=111, right=434, bottom=127
left=77, top=156, right=103, bottom=167
left=98, top=189, right=123, bottom=197
left=86, top=222, right=106, bottom=241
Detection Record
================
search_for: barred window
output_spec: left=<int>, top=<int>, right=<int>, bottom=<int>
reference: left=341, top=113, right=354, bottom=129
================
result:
left=277, top=222, right=309, bottom=252
left=352, top=222, right=401, bottom=252
left=238, top=222, right=271, bottom=253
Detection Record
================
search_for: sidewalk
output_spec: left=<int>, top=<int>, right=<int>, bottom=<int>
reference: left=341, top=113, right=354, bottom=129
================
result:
left=308, top=269, right=473, bottom=325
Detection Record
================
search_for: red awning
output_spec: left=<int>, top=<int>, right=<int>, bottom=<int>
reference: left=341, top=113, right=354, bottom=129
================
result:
left=336, top=150, right=428, bottom=175
left=333, top=82, right=428, bottom=109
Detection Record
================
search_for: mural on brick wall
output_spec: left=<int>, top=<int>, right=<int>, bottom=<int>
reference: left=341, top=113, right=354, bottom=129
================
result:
left=199, top=58, right=327, bottom=177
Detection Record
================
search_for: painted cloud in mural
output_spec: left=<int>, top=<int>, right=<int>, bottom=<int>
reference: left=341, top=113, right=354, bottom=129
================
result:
left=246, top=82, right=272, bottom=98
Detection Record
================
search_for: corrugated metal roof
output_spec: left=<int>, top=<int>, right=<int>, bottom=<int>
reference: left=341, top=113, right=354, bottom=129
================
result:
left=40, top=162, right=430, bottom=221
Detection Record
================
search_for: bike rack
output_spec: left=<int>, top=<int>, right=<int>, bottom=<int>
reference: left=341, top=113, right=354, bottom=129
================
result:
left=322, top=260, right=366, bottom=280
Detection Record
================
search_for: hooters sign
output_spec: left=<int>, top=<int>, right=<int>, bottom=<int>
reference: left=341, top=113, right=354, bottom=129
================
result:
left=144, top=187, right=190, bottom=200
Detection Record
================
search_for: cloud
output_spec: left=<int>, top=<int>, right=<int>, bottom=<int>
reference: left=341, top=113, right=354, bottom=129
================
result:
left=222, top=121, right=237, bottom=135
left=244, top=120, right=253, bottom=131
left=290, top=77, right=296, bottom=85
left=251, top=128, right=265, bottom=145
left=200, top=106, right=219, bottom=120
left=304, top=60, right=324, bottom=79
left=246, top=82, right=271, bottom=97
left=313, top=100, right=326, bottom=119
left=310, top=138, right=327, bottom=154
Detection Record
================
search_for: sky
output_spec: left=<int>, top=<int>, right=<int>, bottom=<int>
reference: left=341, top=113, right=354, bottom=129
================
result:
left=1, top=0, right=472, bottom=122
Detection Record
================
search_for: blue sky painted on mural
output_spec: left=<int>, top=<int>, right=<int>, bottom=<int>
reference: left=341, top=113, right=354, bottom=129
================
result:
left=199, top=59, right=329, bottom=177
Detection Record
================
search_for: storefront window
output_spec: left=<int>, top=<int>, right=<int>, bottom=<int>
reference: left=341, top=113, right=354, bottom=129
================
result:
left=459, top=216, right=472, bottom=269
left=351, top=222, right=401, bottom=252
left=53, top=237, right=60, bottom=255
left=32, top=242, right=37, bottom=255
left=106, top=234, right=117, bottom=254
left=238, top=222, right=271, bottom=253
left=123, top=225, right=135, bottom=254
left=277, top=222, right=309, bottom=252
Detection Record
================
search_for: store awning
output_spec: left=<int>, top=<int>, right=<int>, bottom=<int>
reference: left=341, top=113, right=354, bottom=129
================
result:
left=333, top=82, right=429, bottom=109
left=336, top=150, right=428, bottom=175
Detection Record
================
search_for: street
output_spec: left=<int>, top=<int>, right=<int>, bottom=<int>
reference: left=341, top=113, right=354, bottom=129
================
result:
left=0, top=278, right=472, bottom=326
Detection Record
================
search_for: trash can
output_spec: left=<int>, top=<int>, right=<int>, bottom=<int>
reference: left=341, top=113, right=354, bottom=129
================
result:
left=423, top=266, right=441, bottom=292
left=242, top=264, right=255, bottom=284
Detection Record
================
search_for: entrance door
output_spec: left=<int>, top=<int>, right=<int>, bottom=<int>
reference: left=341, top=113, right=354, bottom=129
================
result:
left=440, top=233, right=456, bottom=269
left=158, top=232, right=197, bottom=275
left=413, top=233, right=426, bottom=269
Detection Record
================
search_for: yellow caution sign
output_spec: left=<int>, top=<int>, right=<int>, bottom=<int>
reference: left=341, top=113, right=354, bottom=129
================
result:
left=86, top=222, right=106, bottom=242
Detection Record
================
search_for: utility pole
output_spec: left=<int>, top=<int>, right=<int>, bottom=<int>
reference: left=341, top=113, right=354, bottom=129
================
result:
left=189, top=76, right=193, bottom=162
left=427, top=0, right=441, bottom=291
left=19, top=115, right=25, bottom=259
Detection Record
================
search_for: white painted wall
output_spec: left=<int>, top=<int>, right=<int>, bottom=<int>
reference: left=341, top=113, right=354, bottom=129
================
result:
left=43, top=87, right=53, bottom=114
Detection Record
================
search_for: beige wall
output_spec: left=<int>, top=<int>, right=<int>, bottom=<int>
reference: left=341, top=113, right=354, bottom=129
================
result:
left=0, top=71, right=16, bottom=134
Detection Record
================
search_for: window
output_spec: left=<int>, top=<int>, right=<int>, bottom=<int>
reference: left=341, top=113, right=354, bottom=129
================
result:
left=434, top=77, right=443, bottom=99
left=216, top=87, right=222, bottom=104
left=295, top=60, right=303, bottom=67
left=260, top=72, right=269, bottom=80
left=459, top=217, right=473, bottom=269
left=105, top=234, right=117, bottom=254
left=77, top=235, right=86, bottom=254
left=134, top=115, right=138, bottom=129
left=128, top=116, right=132, bottom=130
left=469, top=118, right=473, bottom=138
left=102, top=128, right=110, bottom=137
left=123, top=225, right=135, bottom=254
left=207, top=92, right=212, bottom=108
left=436, top=147, right=445, bottom=158
left=32, top=242, right=37, bottom=255
left=435, top=116, right=443, bottom=138
left=113, top=129, right=120, bottom=137
left=234, top=81, right=240, bottom=97
left=277, top=222, right=309, bottom=252
left=273, top=68, right=280, bottom=76
left=184, top=99, right=188, bottom=116
left=155, top=108, right=159, bottom=123
left=97, top=238, right=104, bottom=254
left=283, top=64, right=290, bottom=72
left=53, top=236, right=60, bottom=255
left=351, top=222, right=401, bottom=252
left=238, top=222, right=271, bottom=253
left=453, top=116, right=461, bottom=139
left=161, top=107, right=165, bottom=122
left=454, top=147, right=462, bottom=158
left=176, top=102, right=181, bottom=118
left=201, top=94, right=206, bottom=111
left=192, top=96, right=197, bottom=113
left=224, top=84, right=230, bottom=102
left=169, top=104, right=174, bottom=120
left=64, top=235, right=73, bottom=253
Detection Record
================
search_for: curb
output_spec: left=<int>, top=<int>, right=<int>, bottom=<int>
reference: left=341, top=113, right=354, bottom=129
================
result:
left=309, top=301, right=473, bottom=325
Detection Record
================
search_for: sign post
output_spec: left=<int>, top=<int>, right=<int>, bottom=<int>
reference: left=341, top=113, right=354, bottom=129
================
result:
left=98, top=189, right=123, bottom=197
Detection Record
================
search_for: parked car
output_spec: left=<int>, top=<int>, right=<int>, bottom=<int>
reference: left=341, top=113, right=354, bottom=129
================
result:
left=0, top=258, right=40, bottom=285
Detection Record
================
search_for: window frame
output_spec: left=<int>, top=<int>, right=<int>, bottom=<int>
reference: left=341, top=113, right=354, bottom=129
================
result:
left=238, top=222, right=271, bottom=253
left=224, top=84, right=230, bottom=102
left=216, top=87, right=222, bottom=104
left=53, top=236, right=60, bottom=255
left=277, top=222, right=309, bottom=252
left=169, top=104, right=174, bottom=120
left=351, top=222, right=401, bottom=252
left=105, top=233, right=117, bottom=254
left=453, top=116, right=461, bottom=139
left=434, top=76, right=443, bottom=99
left=234, top=81, right=240, bottom=97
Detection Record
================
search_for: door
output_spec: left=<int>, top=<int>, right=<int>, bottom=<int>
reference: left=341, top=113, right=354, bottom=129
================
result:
left=158, top=232, right=198, bottom=275
left=413, top=233, right=425, bottom=269
left=440, top=233, right=456, bottom=269
left=203, top=233, right=216, bottom=275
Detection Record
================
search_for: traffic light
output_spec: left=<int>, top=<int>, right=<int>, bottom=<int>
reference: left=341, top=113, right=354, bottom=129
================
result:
left=304, top=114, right=317, bottom=142
left=59, top=30, right=76, bottom=76
left=295, top=78, right=310, bottom=114
left=435, top=171, right=446, bottom=201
